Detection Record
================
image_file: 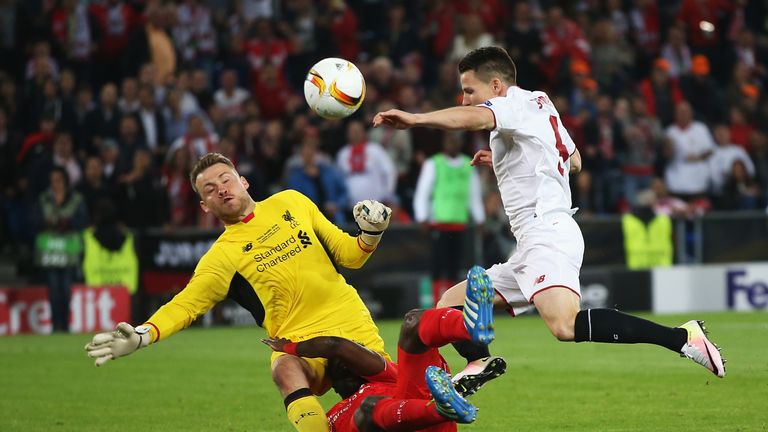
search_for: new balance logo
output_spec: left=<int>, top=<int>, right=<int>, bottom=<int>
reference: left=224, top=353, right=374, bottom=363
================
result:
left=535, top=274, right=546, bottom=284
left=297, top=230, right=312, bottom=248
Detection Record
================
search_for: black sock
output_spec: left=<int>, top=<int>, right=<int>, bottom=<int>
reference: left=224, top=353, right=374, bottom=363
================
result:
left=451, top=306, right=491, bottom=362
left=573, top=308, right=687, bottom=353
left=284, top=388, right=313, bottom=409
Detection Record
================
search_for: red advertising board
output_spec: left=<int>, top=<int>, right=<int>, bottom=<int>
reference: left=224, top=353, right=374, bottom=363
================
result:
left=0, top=285, right=131, bottom=335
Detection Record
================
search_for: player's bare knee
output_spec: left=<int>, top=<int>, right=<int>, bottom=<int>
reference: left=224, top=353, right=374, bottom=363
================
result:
left=436, top=282, right=466, bottom=308
left=399, top=309, right=424, bottom=341
left=548, top=321, right=575, bottom=341
left=271, top=355, right=305, bottom=387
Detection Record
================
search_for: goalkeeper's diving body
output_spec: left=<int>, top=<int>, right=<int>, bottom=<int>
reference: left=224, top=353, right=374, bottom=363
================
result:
left=85, top=153, right=394, bottom=432
left=263, top=266, right=498, bottom=432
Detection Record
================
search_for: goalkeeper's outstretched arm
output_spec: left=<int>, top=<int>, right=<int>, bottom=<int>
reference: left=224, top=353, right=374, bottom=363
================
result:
left=263, top=336, right=386, bottom=378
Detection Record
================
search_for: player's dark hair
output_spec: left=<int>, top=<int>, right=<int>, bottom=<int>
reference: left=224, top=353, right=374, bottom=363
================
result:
left=458, top=47, right=517, bottom=85
left=189, top=152, right=237, bottom=195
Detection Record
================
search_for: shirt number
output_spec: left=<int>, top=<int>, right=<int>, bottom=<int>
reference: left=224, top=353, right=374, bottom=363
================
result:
left=549, top=115, right=569, bottom=176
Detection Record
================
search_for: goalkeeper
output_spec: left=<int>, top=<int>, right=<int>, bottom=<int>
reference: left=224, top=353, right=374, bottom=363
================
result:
left=85, top=153, right=393, bottom=432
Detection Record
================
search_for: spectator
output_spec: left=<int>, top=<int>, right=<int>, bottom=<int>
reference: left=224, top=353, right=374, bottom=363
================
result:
left=731, top=29, right=768, bottom=76
left=638, top=58, right=684, bottom=126
left=116, top=148, right=167, bottom=229
left=78, top=156, right=113, bottom=217
left=285, top=127, right=348, bottom=225
left=162, top=146, right=197, bottom=227
left=420, top=0, right=455, bottom=60
left=116, top=115, right=146, bottom=165
left=85, top=83, right=122, bottom=154
left=190, top=69, right=214, bottom=112
left=583, top=95, right=625, bottom=212
left=100, top=138, right=122, bottom=186
left=590, top=20, right=633, bottom=95
left=118, top=77, right=140, bottom=114
left=123, top=2, right=176, bottom=82
left=173, top=0, right=217, bottom=71
left=449, top=14, right=496, bottom=62
left=629, top=0, right=661, bottom=59
left=319, top=0, right=361, bottom=62
left=428, top=61, right=460, bottom=109
left=70, top=86, right=95, bottom=154
left=135, top=84, right=167, bottom=159
left=244, top=18, right=292, bottom=82
left=378, top=3, right=417, bottom=65
left=89, top=0, right=138, bottom=86
left=252, top=63, right=292, bottom=120
left=25, top=41, right=59, bottom=82
left=34, top=166, right=88, bottom=332
left=51, top=132, right=82, bottom=187
left=664, top=102, right=716, bottom=199
left=368, top=100, right=413, bottom=198
left=540, top=6, right=590, bottom=85
left=718, top=160, right=762, bottom=210
left=680, top=55, right=723, bottom=124
left=622, top=96, right=663, bottom=207
left=162, top=88, right=190, bottom=144
left=214, top=69, right=250, bottom=120
left=167, top=114, right=218, bottom=164
left=50, top=0, right=93, bottom=82
left=336, top=120, right=396, bottom=210
left=621, top=189, right=673, bottom=270
left=504, top=1, right=542, bottom=90
left=660, top=25, right=692, bottom=78
left=709, top=124, right=755, bottom=196
left=729, top=105, right=754, bottom=152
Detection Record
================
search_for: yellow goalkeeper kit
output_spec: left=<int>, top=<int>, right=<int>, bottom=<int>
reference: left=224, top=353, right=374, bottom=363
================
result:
left=142, top=189, right=388, bottom=394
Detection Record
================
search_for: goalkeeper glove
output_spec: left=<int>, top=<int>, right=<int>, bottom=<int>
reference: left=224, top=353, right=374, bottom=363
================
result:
left=353, top=199, right=392, bottom=249
left=84, top=322, right=151, bottom=367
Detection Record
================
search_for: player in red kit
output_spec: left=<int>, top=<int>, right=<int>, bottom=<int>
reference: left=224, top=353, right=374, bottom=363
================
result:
left=263, top=266, right=498, bottom=431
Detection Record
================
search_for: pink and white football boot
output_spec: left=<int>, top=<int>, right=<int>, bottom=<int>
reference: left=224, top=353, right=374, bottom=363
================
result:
left=679, top=320, right=726, bottom=378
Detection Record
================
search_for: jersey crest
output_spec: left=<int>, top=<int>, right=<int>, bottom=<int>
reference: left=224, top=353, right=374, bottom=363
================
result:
left=283, top=210, right=299, bottom=228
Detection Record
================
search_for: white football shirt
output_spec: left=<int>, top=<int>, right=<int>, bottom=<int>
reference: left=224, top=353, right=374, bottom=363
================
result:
left=482, top=86, right=577, bottom=236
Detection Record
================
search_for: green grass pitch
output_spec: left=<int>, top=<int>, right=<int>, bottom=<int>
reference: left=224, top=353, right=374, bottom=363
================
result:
left=1, top=311, right=766, bottom=431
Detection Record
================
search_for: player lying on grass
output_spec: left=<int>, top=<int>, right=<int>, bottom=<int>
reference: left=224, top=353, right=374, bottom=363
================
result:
left=263, top=266, right=501, bottom=432
left=373, top=47, right=725, bottom=394
left=85, top=153, right=394, bottom=432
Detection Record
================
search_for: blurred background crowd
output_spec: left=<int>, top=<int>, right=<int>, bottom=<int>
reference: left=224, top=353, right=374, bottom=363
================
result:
left=1, top=0, right=768, bottom=268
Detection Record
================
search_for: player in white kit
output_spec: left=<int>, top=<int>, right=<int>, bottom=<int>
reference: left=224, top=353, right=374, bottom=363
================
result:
left=373, top=47, right=725, bottom=394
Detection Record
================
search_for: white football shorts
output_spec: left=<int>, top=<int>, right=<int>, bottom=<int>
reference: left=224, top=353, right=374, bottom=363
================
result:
left=486, top=211, right=584, bottom=316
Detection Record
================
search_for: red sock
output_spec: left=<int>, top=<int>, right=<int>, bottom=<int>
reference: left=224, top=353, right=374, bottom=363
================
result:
left=417, top=308, right=469, bottom=348
left=371, top=398, right=447, bottom=431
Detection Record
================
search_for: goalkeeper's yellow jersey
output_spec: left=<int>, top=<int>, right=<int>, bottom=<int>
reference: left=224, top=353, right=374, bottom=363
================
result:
left=143, top=189, right=383, bottom=345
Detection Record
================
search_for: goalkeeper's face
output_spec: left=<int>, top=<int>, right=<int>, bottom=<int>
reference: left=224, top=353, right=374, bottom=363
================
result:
left=196, top=163, right=252, bottom=224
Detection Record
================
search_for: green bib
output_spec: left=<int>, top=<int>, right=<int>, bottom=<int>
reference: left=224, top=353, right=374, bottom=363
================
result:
left=82, top=228, right=139, bottom=294
left=431, top=154, right=472, bottom=224
left=621, top=213, right=673, bottom=270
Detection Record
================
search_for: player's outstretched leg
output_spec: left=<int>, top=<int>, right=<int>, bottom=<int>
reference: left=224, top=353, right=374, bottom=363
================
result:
left=451, top=266, right=507, bottom=397
left=426, top=365, right=477, bottom=424
left=679, top=320, right=726, bottom=378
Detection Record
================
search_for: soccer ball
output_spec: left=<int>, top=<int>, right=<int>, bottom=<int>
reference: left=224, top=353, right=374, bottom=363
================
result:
left=304, top=57, right=366, bottom=120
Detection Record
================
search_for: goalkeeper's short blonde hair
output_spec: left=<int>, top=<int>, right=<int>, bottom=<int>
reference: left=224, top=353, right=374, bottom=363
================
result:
left=189, top=152, right=237, bottom=195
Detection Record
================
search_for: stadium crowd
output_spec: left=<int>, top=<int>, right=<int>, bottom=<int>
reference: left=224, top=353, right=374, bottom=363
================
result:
left=1, top=0, right=768, bottom=263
